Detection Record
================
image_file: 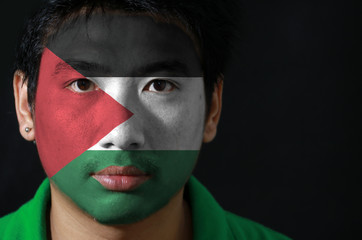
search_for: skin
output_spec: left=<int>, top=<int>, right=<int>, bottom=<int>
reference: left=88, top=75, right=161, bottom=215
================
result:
left=14, top=13, right=223, bottom=240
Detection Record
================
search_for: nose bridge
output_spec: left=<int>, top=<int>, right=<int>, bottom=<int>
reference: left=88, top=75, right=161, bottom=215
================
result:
left=101, top=77, right=136, bottom=105
left=90, top=77, right=145, bottom=150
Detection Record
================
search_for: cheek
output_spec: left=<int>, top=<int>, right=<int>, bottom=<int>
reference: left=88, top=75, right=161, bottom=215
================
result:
left=144, top=90, right=206, bottom=150
left=34, top=88, right=115, bottom=177
left=172, top=104, right=205, bottom=148
left=36, top=90, right=100, bottom=151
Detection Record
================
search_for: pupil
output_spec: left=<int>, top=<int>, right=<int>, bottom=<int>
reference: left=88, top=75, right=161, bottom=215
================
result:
left=154, top=80, right=166, bottom=91
left=77, top=79, right=90, bottom=90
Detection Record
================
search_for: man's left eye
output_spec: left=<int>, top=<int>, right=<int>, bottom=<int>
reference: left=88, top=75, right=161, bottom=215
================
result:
left=144, top=79, right=176, bottom=93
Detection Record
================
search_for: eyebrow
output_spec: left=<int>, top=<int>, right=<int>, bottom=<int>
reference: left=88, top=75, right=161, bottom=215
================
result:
left=54, top=60, right=112, bottom=75
left=134, top=60, right=190, bottom=76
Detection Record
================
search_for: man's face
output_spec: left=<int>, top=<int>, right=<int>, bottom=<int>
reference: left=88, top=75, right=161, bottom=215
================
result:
left=34, top=14, right=205, bottom=224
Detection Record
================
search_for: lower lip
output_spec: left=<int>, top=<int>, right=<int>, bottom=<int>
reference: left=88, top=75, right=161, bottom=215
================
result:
left=92, top=175, right=150, bottom=192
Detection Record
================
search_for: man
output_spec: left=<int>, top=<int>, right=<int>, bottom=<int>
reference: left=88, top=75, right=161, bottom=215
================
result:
left=0, top=0, right=291, bottom=239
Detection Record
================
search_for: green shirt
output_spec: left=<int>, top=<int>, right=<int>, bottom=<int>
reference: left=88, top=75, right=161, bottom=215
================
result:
left=0, top=177, right=291, bottom=239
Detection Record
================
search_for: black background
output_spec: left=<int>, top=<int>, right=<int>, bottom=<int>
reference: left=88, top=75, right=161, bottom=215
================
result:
left=0, top=1, right=360, bottom=239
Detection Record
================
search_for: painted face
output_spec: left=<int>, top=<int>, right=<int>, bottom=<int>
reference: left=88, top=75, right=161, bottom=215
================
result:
left=35, top=14, right=205, bottom=224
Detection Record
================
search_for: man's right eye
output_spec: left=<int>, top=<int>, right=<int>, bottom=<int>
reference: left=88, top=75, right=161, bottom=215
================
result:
left=68, top=79, right=98, bottom=93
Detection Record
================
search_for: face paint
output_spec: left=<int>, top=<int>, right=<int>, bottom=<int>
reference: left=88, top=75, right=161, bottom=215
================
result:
left=35, top=14, right=204, bottom=224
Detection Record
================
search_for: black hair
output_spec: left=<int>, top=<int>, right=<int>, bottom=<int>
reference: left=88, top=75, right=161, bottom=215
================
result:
left=14, top=0, right=240, bottom=112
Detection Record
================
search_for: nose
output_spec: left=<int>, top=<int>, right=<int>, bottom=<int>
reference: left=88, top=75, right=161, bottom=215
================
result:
left=95, top=116, right=145, bottom=150
left=89, top=77, right=146, bottom=150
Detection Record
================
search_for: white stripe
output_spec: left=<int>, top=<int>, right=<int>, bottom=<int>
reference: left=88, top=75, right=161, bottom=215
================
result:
left=87, top=77, right=203, bottom=105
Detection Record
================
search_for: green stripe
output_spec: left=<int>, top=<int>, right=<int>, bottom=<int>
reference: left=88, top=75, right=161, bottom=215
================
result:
left=51, top=150, right=198, bottom=224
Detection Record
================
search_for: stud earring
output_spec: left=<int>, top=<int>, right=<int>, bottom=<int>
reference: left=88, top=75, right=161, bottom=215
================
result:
left=25, top=127, right=31, bottom=132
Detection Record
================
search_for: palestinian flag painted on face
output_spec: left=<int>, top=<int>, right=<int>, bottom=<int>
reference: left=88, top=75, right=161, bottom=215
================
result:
left=34, top=14, right=205, bottom=225
left=34, top=48, right=201, bottom=224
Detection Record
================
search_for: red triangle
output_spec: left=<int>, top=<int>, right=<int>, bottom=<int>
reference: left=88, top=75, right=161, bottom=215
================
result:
left=35, top=48, right=133, bottom=178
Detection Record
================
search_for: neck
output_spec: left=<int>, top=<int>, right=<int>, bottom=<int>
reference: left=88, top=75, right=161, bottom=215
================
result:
left=49, top=183, right=192, bottom=240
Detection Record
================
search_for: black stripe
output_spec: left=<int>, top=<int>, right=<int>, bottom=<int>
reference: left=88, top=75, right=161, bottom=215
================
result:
left=47, top=15, right=203, bottom=77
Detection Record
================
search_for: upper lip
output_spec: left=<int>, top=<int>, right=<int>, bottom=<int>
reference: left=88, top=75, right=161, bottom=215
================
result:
left=91, top=165, right=148, bottom=176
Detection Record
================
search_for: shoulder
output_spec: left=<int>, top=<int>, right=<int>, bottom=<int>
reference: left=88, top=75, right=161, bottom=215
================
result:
left=0, top=201, right=33, bottom=238
left=0, top=212, right=13, bottom=232
left=0, top=179, right=50, bottom=239
left=224, top=211, right=292, bottom=240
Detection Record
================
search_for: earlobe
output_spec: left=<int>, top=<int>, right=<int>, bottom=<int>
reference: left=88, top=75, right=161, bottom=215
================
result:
left=13, top=70, right=35, bottom=141
left=203, top=76, right=223, bottom=143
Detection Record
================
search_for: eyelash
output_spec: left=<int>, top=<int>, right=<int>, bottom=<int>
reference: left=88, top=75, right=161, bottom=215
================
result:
left=143, top=79, right=178, bottom=93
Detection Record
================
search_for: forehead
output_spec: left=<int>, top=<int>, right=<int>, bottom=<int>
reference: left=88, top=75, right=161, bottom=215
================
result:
left=46, top=14, right=202, bottom=77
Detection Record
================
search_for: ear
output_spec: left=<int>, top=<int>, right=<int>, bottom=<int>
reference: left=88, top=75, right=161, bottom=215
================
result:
left=203, top=75, right=223, bottom=143
left=13, top=70, right=35, bottom=141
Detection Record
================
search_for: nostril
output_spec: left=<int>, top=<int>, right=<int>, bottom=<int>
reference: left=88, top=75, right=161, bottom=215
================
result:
left=102, top=143, right=114, bottom=149
left=128, top=143, right=139, bottom=149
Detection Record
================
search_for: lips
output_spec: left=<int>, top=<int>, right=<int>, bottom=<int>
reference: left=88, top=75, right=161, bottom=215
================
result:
left=91, top=166, right=151, bottom=192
